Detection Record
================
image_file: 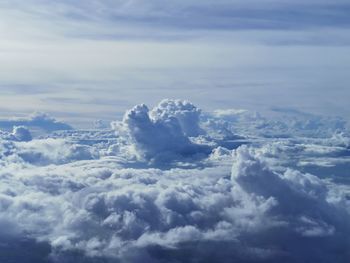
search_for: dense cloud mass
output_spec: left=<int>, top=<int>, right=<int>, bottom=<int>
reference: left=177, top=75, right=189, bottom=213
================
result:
left=0, top=99, right=349, bottom=263
left=111, top=100, right=211, bottom=164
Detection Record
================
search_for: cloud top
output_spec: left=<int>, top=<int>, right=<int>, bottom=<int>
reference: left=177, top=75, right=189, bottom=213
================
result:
left=115, top=100, right=211, bottom=164
left=0, top=100, right=349, bottom=262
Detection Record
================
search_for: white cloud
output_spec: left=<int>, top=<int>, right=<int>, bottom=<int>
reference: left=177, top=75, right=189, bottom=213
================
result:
left=112, top=100, right=211, bottom=164
left=150, top=99, right=203, bottom=137
left=0, top=100, right=348, bottom=262
left=0, top=112, right=72, bottom=133
left=12, top=126, right=32, bottom=142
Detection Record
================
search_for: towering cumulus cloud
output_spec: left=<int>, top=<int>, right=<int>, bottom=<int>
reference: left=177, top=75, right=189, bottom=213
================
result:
left=150, top=99, right=202, bottom=137
left=117, top=99, right=210, bottom=163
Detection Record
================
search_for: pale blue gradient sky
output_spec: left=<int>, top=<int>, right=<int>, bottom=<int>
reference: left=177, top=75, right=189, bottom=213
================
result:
left=0, top=0, right=349, bottom=126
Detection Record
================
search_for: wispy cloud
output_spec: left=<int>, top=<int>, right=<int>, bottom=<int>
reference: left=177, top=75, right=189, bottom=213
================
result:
left=1, top=0, right=350, bottom=41
left=0, top=1, right=349, bottom=124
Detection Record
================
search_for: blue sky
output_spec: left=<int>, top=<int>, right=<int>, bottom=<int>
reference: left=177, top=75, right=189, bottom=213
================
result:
left=0, top=0, right=349, bottom=126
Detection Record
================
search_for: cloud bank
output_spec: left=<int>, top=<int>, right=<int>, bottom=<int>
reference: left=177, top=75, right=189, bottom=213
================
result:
left=0, top=112, right=72, bottom=133
left=0, top=99, right=349, bottom=262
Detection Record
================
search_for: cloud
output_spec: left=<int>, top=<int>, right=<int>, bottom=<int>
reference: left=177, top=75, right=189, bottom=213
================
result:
left=0, top=126, right=32, bottom=142
left=15, top=139, right=98, bottom=165
left=0, top=112, right=72, bottom=133
left=0, top=100, right=349, bottom=262
left=1, top=1, right=350, bottom=125
left=0, top=137, right=98, bottom=166
left=112, top=100, right=211, bottom=164
left=1, top=143, right=349, bottom=262
left=5, top=0, right=350, bottom=34
left=12, top=126, right=32, bottom=142
left=230, top=146, right=350, bottom=262
left=150, top=99, right=203, bottom=137
left=0, top=143, right=349, bottom=262
left=210, top=107, right=349, bottom=138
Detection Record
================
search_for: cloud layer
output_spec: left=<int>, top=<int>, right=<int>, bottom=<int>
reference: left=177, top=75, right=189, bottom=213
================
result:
left=0, top=112, right=72, bottom=133
left=0, top=99, right=349, bottom=262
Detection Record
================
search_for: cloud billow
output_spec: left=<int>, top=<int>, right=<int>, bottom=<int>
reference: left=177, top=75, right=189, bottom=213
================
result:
left=0, top=99, right=349, bottom=262
left=114, top=99, right=211, bottom=164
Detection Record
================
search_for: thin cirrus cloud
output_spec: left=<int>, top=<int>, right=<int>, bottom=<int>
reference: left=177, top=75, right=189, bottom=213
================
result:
left=1, top=0, right=350, bottom=41
left=0, top=0, right=350, bottom=125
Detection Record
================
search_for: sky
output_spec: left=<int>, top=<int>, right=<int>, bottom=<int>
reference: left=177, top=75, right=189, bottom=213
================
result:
left=0, top=0, right=349, bottom=127
left=0, top=3, right=350, bottom=262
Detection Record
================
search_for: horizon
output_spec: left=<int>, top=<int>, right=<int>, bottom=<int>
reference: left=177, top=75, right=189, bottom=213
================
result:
left=0, top=0, right=349, bottom=125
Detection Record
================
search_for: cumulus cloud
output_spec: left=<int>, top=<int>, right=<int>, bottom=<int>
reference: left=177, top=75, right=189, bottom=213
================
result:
left=210, top=107, right=349, bottom=138
left=0, top=137, right=98, bottom=167
left=150, top=99, right=203, bottom=137
left=15, top=139, right=98, bottom=165
left=113, top=100, right=211, bottom=164
left=230, top=146, right=350, bottom=261
left=0, top=112, right=72, bottom=133
left=12, top=126, right=32, bottom=142
left=0, top=126, right=32, bottom=142
left=0, top=100, right=349, bottom=262
left=0, top=143, right=348, bottom=262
